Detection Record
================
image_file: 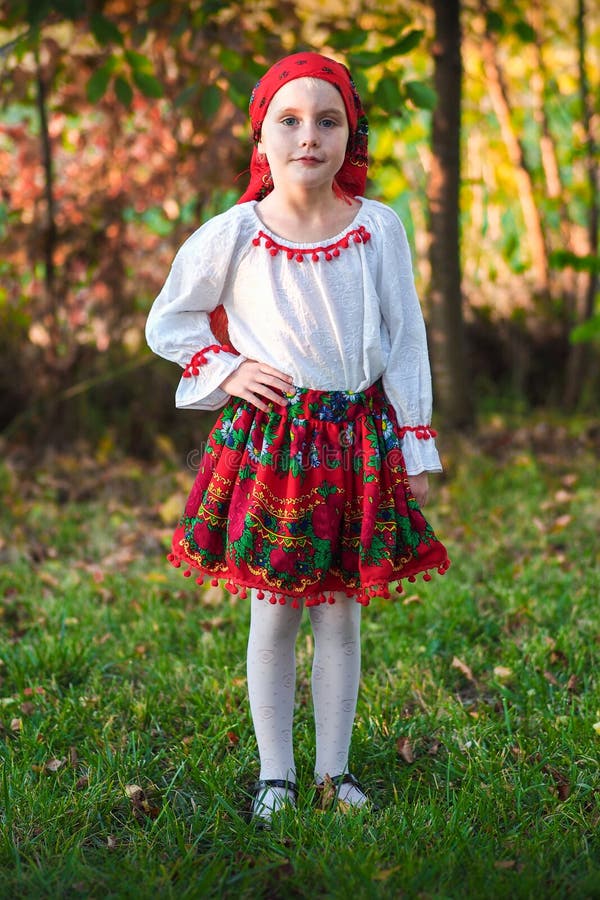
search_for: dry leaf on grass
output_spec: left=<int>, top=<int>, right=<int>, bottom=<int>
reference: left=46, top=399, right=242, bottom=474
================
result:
left=493, top=666, right=513, bottom=680
left=45, top=758, right=65, bottom=773
left=566, top=674, right=579, bottom=693
left=396, top=737, right=415, bottom=764
left=316, top=774, right=337, bottom=811
left=452, top=656, right=475, bottom=682
left=124, top=783, right=160, bottom=820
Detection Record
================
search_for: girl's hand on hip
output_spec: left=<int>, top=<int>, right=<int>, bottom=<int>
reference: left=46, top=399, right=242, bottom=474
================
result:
left=220, top=360, right=293, bottom=412
left=408, top=472, right=429, bottom=508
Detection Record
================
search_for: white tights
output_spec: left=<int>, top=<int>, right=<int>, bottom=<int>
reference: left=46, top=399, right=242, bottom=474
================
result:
left=246, top=590, right=365, bottom=813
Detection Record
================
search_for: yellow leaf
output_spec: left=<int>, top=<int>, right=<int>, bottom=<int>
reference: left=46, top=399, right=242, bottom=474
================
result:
left=593, top=722, right=600, bottom=735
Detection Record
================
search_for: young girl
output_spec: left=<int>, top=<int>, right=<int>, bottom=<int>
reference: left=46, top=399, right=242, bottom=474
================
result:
left=146, top=51, right=450, bottom=821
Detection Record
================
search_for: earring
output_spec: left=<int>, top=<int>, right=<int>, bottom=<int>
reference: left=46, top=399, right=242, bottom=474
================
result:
left=262, top=172, right=273, bottom=187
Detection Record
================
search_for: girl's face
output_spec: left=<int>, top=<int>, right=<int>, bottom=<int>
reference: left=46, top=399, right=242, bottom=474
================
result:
left=257, top=78, right=350, bottom=195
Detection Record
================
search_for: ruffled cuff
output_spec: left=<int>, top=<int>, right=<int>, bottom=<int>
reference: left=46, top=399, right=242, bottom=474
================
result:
left=175, top=345, right=245, bottom=411
left=400, top=427, right=443, bottom=475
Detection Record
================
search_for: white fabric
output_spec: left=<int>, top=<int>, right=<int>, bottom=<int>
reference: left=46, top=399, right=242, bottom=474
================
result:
left=310, top=599, right=361, bottom=783
left=246, top=591, right=365, bottom=813
left=146, top=198, right=441, bottom=474
left=247, top=592, right=300, bottom=785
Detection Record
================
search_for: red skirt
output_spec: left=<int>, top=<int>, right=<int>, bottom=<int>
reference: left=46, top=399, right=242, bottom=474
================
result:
left=168, top=381, right=450, bottom=607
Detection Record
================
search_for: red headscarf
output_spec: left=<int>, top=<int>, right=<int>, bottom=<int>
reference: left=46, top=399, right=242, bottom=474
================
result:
left=237, top=51, right=369, bottom=204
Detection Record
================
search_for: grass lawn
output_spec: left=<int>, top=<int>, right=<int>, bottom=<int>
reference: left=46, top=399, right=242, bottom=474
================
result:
left=0, top=414, right=599, bottom=899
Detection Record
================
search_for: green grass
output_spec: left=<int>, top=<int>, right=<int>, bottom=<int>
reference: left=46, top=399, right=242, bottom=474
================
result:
left=0, top=416, right=599, bottom=899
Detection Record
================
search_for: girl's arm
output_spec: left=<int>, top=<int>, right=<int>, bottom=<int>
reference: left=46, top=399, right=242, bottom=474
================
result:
left=146, top=219, right=246, bottom=411
left=376, top=210, right=442, bottom=477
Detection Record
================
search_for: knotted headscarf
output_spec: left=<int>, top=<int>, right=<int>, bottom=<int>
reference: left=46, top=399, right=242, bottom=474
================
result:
left=237, top=51, right=369, bottom=204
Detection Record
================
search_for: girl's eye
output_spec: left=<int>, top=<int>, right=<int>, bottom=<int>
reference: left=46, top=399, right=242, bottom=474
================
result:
left=281, top=116, right=298, bottom=126
left=320, top=118, right=337, bottom=128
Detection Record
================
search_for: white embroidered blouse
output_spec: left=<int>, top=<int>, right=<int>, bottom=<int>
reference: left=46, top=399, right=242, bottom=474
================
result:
left=146, top=197, right=442, bottom=475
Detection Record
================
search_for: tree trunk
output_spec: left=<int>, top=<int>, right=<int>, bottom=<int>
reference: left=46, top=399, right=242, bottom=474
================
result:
left=529, top=0, right=579, bottom=307
left=428, top=0, right=474, bottom=430
left=563, top=0, right=599, bottom=409
left=478, top=0, right=550, bottom=296
left=35, top=44, right=56, bottom=310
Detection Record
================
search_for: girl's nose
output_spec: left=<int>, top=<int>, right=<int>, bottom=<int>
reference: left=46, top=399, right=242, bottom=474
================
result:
left=300, top=123, right=319, bottom=146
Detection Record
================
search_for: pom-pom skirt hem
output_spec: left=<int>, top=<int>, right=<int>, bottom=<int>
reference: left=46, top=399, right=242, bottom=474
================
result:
left=168, top=381, right=450, bottom=607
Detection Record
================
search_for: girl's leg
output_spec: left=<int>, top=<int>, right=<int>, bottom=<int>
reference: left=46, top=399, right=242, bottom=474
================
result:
left=246, top=590, right=303, bottom=817
left=309, top=594, right=367, bottom=806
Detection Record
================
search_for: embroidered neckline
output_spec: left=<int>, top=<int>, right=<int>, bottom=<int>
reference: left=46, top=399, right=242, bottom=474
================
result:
left=252, top=224, right=371, bottom=262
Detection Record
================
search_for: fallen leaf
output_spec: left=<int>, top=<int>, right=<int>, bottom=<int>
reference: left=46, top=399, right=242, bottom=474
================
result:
left=554, top=489, right=573, bottom=503
left=107, top=835, right=117, bottom=850
left=45, top=758, right=65, bottom=772
left=551, top=514, right=572, bottom=532
left=452, top=656, right=475, bottom=682
left=396, top=737, right=415, bottom=764
left=10, top=717, right=22, bottom=732
left=75, top=775, right=89, bottom=790
left=125, top=783, right=160, bottom=820
left=316, top=775, right=337, bottom=811
left=493, top=666, right=513, bottom=680
left=566, top=674, right=579, bottom=693
left=593, top=722, right=600, bottom=735
left=226, top=731, right=239, bottom=746
left=20, top=702, right=35, bottom=716
left=544, top=671, right=559, bottom=686
left=494, top=860, right=517, bottom=870
left=69, top=746, right=78, bottom=767
left=125, top=783, right=144, bottom=800
left=543, top=765, right=571, bottom=801
left=402, top=594, right=422, bottom=606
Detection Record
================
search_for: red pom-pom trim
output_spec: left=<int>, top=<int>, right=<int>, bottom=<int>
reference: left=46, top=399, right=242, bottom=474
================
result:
left=182, top=344, right=238, bottom=378
left=397, top=425, right=438, bottom=440
left=252, top=225, right=371, bottom=263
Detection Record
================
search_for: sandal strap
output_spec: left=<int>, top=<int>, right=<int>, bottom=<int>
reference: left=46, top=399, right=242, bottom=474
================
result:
left=253, top=778, right=298, bottom=800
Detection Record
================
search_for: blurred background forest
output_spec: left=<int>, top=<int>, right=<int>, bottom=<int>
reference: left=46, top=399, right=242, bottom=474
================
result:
left=0, top=0, right=598, bottom=460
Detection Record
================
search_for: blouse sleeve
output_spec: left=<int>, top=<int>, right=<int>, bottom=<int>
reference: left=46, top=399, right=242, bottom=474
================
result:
left=145, top=216, right=246, bottom=411
left=376, top=210, right=442, bottom=475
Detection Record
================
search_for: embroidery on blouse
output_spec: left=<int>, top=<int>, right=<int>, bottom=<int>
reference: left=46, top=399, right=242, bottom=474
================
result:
left=182, top=344, right=237, bottom=377
left=252, top=224, right=371, bottom=262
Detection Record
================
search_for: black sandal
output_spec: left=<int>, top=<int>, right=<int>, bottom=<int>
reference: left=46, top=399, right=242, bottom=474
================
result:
left=251, top=778, right=298, bottom=822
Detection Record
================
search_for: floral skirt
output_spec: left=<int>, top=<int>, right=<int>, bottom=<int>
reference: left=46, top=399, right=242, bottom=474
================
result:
left=168, top=381, right=450, bottom=607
